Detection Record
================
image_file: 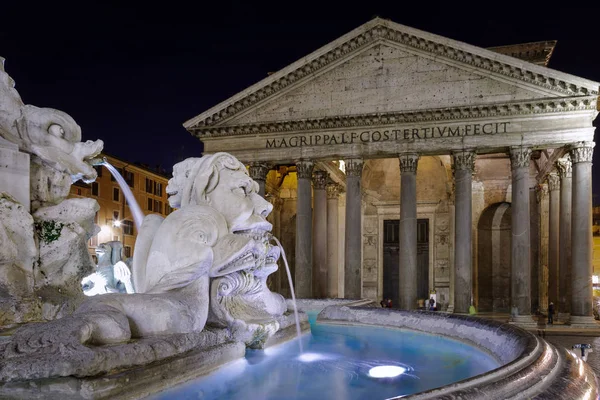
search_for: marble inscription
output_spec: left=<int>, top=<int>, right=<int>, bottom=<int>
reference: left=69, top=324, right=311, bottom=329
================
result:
left=266, top=122, right=510, bottom=148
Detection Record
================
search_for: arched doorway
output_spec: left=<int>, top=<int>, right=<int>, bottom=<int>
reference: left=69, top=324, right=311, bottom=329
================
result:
left=477, top=203, right=511, bottom=312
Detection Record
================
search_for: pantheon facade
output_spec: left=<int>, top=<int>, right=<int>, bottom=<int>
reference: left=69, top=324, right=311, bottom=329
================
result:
left=184, top=18, right=599, bottom=327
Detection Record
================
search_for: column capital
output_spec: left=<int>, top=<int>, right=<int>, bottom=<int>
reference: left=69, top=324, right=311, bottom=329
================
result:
left=547, top=172, right=560, bottom=191
left=535, top=182, right=548, bottom=204
left=344, top=158, right=363, bottom=177
left=509, top=146, right=532, bottom=169
left=248, top=162, right=271, bottom=182
left=570, top=142, right=595, bottom=164
left=399, top=153, right=419, bottom=173
left=556, top=155, right=572, bottom=179
left=295, top=160, right=314, bottom=179
left=312, top=170, right=329, bottom=189
left=326, top=183, right=341, bottom=199
left=452, top=149, right=476, bottom=172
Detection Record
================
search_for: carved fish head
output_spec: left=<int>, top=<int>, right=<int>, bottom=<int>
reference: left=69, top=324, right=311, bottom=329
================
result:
left=16, top=105, right=103, bottom=182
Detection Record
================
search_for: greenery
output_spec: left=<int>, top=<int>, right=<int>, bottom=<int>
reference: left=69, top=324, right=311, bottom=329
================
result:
left=36, top=220, right=65, bottom=243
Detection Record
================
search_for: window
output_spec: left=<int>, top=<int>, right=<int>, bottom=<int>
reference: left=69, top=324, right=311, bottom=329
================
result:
left=165, top=204, right=173, bottom=215
left=94, top=165, right=102, bottom=178
left=113, top=210, right=120, bottom=222
left=113, top=187, right=120, bottom=202
left=147, top=198, right=153, bottom=211
left=124, top=246, right=132, bottom=258
left=154, top=200, right=162, bottom=214
left=111, top=167, right=122, bottom=182
left=77, top=188, right=82, bottom=195
left=154, top=182, right=162, bottom=196
left=89, top=235, right=98, bottom=247
left=122, top=220, right=134, bottom=235
left=124, top=170, right=134, bottom=188
left=91, top=182, right=99, bottom=196
left=146, top=178, right=153, bottom=193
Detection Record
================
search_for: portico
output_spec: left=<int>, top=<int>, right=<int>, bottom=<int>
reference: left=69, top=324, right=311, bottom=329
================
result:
left=184, top=18, right=599, bottom=326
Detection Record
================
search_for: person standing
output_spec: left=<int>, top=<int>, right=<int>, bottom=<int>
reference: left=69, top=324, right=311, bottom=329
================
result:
left=548, top=302, right=555, bottom=325
left=428, top=296, right=436, bottom=311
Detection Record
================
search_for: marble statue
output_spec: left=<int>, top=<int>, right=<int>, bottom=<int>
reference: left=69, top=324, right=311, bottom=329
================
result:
left=0, top=58, right=103, bottom=326
left=81, top=241, right=135, bottom=296
left=0, top=152, right=289, bottom=382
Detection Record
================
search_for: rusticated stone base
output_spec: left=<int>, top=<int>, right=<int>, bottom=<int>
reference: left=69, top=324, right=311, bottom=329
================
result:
left=509, top=315, right=538, bottom=329
left=0, top=341, right=246, bottom=400
left=570, top=315, right=600, bottom=329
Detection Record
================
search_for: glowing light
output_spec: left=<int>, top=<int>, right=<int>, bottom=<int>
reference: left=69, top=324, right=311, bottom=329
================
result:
left=593, top=275, right=599, bottom=284
left=297, top=352, right=329, bottom=362
left=338, top=160, right=346, bottom=173
left=113, top=220, right=121, bottom=227
left=368, top=365, right=406, bottom=378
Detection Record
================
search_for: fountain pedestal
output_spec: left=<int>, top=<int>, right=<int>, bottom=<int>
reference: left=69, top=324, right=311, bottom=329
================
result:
left=0, top=137, right=29, bottom=211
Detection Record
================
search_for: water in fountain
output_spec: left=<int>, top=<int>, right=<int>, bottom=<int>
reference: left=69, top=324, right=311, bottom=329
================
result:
left=101, top=161, right=145, bottom=231
left=271, top=235, right=303, bottom=353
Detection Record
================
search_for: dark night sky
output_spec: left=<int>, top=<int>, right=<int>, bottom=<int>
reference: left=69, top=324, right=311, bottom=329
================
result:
left=2, top=1, right=599, bottom=198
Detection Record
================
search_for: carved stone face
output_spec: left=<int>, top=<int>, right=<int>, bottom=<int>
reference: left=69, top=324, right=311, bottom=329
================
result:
left=17, top=105, right=103, bottom=183
left=205, top=168, right=273, bottom=235
left=94, top=243, right=112, bottom=266
left=166, top=158, right=199, bottom=209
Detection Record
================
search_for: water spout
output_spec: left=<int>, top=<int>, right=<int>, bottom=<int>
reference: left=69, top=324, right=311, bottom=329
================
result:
left=271, top=235, right=303, bottom=353
left=98, top=161, right=145, bottom=232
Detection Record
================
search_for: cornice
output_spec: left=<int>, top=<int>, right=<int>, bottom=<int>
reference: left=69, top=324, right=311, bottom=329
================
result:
left=185, top=19, right=599, bottom=132
left=192, top=96, right=597, bottom=138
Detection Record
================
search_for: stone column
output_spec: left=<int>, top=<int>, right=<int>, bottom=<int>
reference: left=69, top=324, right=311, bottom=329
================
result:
left=537, top=183, right=550, bottom=314
left=248, top=162, right=270, bottom=197
left=295, top=160, right=314, bottom=299
left=327, top=183, right=340, bottom=298
left=453, top=150, right=475, bottom=314
left=530, top=185, right=540, bottom=314
left=569, top=142, right=596, bottom=327
left=547, top=172, right=560, bottom=306
left=509, top=146, right=534, bottom=325
left=556, top=156, right=572, bottom=320
left=399, top=153, right=419, bottom=310
left=269, top=196, right=283, bottom=293
left=312, top=170, right=328, bottom=298
left=344, top=158, right=363, bottom=299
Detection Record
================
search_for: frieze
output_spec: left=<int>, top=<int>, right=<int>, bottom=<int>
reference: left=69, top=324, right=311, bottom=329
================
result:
left=295, top=160, right=314, bottom=179
left=312, top=170, right=328, bottom=189
left=399, top=153, right=419, bottom=173
left=556, top=156, right=572, bottom=179
left=452, top=150, right=476, bottom=172
left=570, top=142, right=595, bottom=164
left=265, top=122, right=508, bottom=149
left=188, top=21, right=597, bottom=131
left=510, top=146, right=532, bottom=169
left=193, top=96, right=595, bottom=137
left=344, top=158, right=363, bottom=177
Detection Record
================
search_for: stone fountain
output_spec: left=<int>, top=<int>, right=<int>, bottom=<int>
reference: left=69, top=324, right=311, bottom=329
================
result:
left=0, top=58, right=304, bottom=399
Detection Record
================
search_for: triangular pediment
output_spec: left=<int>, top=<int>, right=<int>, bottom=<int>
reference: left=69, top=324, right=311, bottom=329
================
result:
left=184, top=18, right=599, bottom=133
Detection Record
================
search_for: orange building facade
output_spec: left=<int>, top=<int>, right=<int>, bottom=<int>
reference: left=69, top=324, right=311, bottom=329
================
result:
left=68, top=154, right=172, bottom=261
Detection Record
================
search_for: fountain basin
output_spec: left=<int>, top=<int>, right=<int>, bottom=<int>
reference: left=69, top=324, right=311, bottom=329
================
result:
left=1, top=302, right=597, bottom=399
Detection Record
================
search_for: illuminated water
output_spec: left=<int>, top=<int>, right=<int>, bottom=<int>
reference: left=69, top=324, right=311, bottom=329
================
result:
left=149, top=319, right=500, bottom=400
left=101, top=161, right=145, bottom=231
